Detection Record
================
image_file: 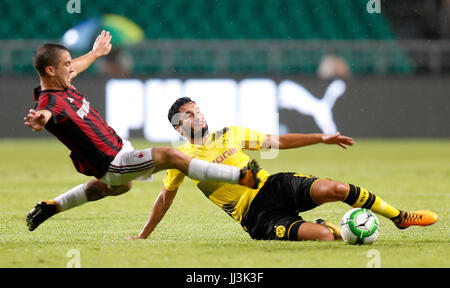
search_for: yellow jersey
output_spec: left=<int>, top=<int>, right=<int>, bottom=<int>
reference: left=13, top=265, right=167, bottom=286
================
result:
left=163, top=126, right=271, bottom=223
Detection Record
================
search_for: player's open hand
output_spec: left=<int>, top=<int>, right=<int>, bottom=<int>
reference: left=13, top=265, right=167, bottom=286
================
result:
left=321, top=132, right=355, bottom=149
left=24, top=109, right=50, bottom=132
left=92, top=30, right=112, bottom=57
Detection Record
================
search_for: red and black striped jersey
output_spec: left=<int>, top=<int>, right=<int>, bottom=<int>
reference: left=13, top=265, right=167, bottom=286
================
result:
left=33, top=85, right=123, bottom=179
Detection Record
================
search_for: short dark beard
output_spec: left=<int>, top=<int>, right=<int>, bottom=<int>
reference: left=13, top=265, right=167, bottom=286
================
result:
left=201, top=126, right=209, bottom=138
left=187, top=125, right=209, bottom=143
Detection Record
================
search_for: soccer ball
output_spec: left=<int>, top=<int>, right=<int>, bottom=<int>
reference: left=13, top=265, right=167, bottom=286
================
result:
left=340, top=208, right=380, bottom=245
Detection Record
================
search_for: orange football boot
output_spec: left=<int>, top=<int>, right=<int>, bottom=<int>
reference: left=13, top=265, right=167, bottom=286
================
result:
left=392, top=210, right=438, bottom=229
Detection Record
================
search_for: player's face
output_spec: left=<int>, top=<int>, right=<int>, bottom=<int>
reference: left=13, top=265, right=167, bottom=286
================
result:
left=177, top=102, right=208, bottom=139
left=53, top=50, right=74, bottom=89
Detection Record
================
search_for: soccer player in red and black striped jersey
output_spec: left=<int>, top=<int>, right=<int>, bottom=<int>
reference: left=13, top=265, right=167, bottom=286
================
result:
left=24, top=31, right=260, bottom=232
left=32, top=74, right=123, bottom=179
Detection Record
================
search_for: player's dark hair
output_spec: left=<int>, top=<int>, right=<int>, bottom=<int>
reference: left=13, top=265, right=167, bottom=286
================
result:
left=167, top=97, right=195, bottom=127
left=33, top=43, right=70, bottom=77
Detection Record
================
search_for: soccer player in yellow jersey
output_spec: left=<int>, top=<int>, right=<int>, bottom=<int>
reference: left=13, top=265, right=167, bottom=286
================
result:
left=128, top=97, right=438, bottom=241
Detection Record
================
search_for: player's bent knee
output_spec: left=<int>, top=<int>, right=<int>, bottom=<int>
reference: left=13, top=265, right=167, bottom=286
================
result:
left=109, top=182, right=132, bottom=196
left=297, top=222, right=335, bottom=241
left=311, top=180, right=348, bottom=204
left=318, top=227, right=335, bottom=241
left=310, top=225, right=335, bottom=241
left=331, top=182, right=349, bottom=201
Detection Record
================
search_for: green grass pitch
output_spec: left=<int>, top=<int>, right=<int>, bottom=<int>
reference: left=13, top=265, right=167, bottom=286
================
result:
left=0, top=138, right=449, bottom=267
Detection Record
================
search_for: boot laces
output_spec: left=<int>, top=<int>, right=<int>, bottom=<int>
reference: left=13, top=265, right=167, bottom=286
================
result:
left=404, top=211, right=423, bottom=223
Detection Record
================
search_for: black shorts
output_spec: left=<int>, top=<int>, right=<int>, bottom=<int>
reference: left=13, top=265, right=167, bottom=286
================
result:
left=241, top=172, right=320, bottom=241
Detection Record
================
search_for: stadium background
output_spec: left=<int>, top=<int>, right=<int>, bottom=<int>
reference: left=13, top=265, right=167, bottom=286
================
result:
left=0, top=0, right=449, bottom=139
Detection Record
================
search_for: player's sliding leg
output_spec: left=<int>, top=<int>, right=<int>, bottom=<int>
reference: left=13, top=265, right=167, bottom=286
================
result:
left=27, top=147, right=260, bottom=231
left=26, top=180, right=131, bottom=231
left=343, top=183, right=438, bottom=229
left=150, top=146, right=260, bottom=189
left=310, top=179, right=438, bottom=229
left=296, top=222, right=336, bottom=241
left=314, top=218, right=342, bottom=240
left=293, top=220, right=342, bottom=241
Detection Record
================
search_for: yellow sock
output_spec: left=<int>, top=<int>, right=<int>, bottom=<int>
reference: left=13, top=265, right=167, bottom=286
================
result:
left=370, top=196, right=401, bottom=219
left=344, top=184, right=400, bottom=220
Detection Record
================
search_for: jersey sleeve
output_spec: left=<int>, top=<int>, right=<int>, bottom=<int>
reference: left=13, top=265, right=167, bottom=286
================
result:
left=232, top=126, right=267, bottom=151
left=163, top=168, right=186, bottom=191
left=35, top=94, right=56, bottom=111
left=35, top=94, right=64, bottom=123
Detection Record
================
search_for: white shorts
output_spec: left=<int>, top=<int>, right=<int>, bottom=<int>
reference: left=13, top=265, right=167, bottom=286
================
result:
left=100, top=140, right=154, bottom=186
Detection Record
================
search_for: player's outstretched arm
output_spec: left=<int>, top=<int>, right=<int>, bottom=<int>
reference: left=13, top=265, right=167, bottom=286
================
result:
left=262, top=132, right=354, bottom=150
left=70, top=30, right=112, bottom=80
left=125, top=186, right=178, bottom=240
left=24, top=109, right=52, bottom=131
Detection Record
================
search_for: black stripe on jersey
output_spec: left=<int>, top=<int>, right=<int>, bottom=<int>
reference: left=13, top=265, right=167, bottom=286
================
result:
left=65, top=89, right=121, bottom=148
left=88, top=107, right=121, bottom=144
left=45, top=94, right=58, bottom=122
left=36, top=94, right=66, bottom=124
left=35, top=93, right=56, bottom=111
left=70, top=92, right=121, bottom=150
left=45, top=93, right=57, bottom=110
left=48, top=94, right=68, bottom=122
left=65, top=96, right=122, bottom=153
